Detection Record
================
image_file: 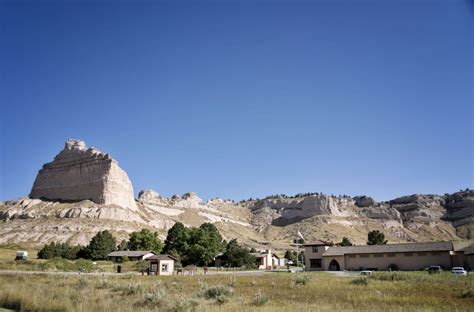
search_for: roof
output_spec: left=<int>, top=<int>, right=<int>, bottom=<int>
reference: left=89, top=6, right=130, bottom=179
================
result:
left=452, top=241, right=474, bottom=252
left=303, top=240, right=334, bottom=247
left=322, top=241, right=454, bottom=257
left=462, top=245, right=474, bottom=255
left=108, top=251, right=154, bottom=257
left=147, top=254, right=176, bottom=261
left=250, top=252, right=279, bottom=259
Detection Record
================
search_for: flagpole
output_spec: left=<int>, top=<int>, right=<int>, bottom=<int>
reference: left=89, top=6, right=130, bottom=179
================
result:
left=296, top=242, right=299, bottom=273
left=296, top=230, right=304, bottom=273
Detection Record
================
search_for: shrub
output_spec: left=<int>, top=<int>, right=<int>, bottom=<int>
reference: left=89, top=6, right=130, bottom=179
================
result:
left=74, top=277, right=90, bottom=290
left=216, top=295, right=229, bottom=305
left=170, top=298, right=199, bottom=311
left=75, top=259, right=94, bottom=272
left=95, top=279, right=113, bottom=289
left=203, top=285, right=233, bottom=300
left=112, top=282, right=143, bottom=295
left=141, top=287, right=167, bottom=308
left=351, top=277, right=369, bottom=285
left=0, top=292, right=22, bottom=311
left=461, top=289, right=473, bottom=298
left=369, top=272, right=429, bottom=282
left=252, top=290, right=269, bottom=306
left=294, top=275, right=311, bottom=286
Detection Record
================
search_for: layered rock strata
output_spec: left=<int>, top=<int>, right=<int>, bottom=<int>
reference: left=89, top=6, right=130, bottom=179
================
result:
left=30, top=139, right=137, bottom=211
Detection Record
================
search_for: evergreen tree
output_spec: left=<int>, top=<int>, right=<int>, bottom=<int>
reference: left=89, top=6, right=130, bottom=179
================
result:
left=38, top=242, right=57, bottom=259
left=367, top=230, right=387, bottom=245
left=340, top=237, right=353, bottom=246
left=86, top=230, right=117, bottom=260
left=37, top=242, right=81, bottom=260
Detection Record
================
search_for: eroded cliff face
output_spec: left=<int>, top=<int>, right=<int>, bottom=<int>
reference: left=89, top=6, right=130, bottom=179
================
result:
left=0, top=189, right=472, bottom=248
left=246, top=190, right=473, bottom=242
left=1, top=138, right=472, bottom=248
left=30, top=139, right=137, bottom=211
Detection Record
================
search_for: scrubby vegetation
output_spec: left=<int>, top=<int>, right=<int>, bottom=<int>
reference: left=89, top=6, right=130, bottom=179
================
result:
left=0, top=272, right=472, bottom=311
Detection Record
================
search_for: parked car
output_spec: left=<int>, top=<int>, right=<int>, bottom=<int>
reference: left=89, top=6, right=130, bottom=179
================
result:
left=451, top=267, right=467, bottom=276
left=360, top=270, right=372, bottom=276
left=428, top=266, right=442, bottom=274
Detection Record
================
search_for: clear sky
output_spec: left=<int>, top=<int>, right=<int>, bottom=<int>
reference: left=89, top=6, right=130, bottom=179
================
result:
left=0, top=0, right=472, bottom=202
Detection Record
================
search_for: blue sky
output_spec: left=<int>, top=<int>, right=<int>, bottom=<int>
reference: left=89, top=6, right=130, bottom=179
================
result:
left=0, top=0, right=472, bottom=202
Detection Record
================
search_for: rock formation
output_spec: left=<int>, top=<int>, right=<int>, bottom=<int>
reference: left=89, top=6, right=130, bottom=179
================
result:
left=354, top=196, right=376, bottom=207
left=30, top=139, right=137, bottom=211
left=1, top=138, right=472, bottom=248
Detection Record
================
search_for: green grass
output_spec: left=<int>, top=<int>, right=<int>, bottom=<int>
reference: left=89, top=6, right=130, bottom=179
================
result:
left=0, top=272, right=472, bottom=311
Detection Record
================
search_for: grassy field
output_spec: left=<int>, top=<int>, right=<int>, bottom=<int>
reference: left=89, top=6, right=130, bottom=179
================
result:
left=0, top=272, right=472, bottom=311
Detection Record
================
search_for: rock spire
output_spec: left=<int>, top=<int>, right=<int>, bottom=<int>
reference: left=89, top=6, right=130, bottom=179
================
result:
left=30, top=139, right=137, bottom=211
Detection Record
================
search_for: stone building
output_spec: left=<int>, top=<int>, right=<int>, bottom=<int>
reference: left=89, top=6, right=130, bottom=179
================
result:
left=304, top=240, right=473, bottom=271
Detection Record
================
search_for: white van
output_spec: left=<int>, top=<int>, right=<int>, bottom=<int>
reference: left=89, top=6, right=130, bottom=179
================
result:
left=15, top=250, right=28, bottom=260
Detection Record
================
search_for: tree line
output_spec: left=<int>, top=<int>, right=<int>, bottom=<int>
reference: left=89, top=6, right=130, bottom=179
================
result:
left=38, top=222, right=256, bottom=268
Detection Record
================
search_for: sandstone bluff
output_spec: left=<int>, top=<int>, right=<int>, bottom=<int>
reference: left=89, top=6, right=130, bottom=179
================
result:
left=30, top=139, right=137, bottom=211
left=0, top=139, right=472, bottom=249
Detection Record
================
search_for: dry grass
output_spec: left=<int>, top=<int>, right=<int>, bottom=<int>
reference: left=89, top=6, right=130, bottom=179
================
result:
left=0, top=272, right=472, bottom=311
left=0, top=245, right=38, bottom=261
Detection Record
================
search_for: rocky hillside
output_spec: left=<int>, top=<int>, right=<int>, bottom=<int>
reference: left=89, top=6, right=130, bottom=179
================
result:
left=0, top=189, right=472, bottom=251
left=0, top=139, right=472, bottom=252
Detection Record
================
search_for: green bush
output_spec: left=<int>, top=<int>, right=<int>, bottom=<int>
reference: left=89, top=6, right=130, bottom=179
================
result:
left=252, top=290, right=269, bottom=306
left=170, top=298, right=199, bottom=311
left=203, top=285, right=233, bottom=300
left=141, top=290, right=167, bottom=309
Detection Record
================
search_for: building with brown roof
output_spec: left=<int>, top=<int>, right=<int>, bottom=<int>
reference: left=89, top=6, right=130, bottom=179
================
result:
left=146, top=255, right=175, bottom=275
left=107, top=250, right=156, bottom=262
left=304, top=241, right=474, bottom=271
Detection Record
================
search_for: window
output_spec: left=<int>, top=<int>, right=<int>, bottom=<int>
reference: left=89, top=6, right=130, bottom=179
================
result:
left=431, top=252, right=440, bottom=256
left=404, top=253, right=413, bottom=257
left=417, top=252, right=427, bottom=256
left=348, top=255, right=356, bottom=258
left=310, top=259, right=322, bottom=268
left=312, top=246, right=319, bottom=253
left=151, top=263, right=157, bottom=272
left=373, top=254, right=383, bottom=258
left=387, top=254, right=396, bottom=257
left=360, top=254, right=370, bottom=258
left=161, top=263, right=168, bottom=272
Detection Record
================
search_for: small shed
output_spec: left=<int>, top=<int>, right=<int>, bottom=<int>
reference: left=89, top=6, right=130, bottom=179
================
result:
left=146, top=255, right=175, bottom=276
left=107, top=251, right=155, bottom=262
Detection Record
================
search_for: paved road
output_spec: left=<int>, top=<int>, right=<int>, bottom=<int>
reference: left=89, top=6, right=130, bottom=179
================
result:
left=0, top=269, right=303, bottom=277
